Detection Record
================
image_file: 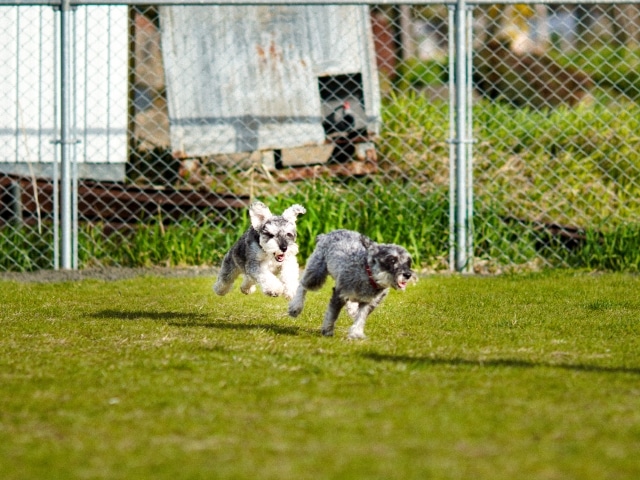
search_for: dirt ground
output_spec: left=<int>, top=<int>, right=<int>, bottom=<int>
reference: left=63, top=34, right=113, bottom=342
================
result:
left=0, top=266, right=219, bottom=284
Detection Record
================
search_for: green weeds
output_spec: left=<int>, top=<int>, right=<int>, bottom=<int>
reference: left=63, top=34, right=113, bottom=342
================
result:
left=0, top=225, right=54, bottom=271
left=555, top=45, right=640, bottom=100
left=2, top=179, right=640, bottom=272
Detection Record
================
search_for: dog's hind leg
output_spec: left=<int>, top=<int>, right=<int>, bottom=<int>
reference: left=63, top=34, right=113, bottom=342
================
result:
left=321, top=287, right=346, bottom=337
left=213, top=254, right=240, bottom=296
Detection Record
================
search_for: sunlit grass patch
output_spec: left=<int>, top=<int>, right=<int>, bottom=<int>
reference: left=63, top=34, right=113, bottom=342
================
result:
left=0, top=271, right=639, bottom=479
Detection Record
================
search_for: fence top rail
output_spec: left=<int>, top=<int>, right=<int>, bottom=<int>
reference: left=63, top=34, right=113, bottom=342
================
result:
left=1, top=0, right=639, bottom=6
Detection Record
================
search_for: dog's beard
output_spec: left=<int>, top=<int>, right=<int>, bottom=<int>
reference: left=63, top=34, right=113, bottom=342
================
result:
left=396, top=273, right=409, bottom=290
left=374, top=269, right=412, bottom=290
left=260, top=237, right=297, bottom=263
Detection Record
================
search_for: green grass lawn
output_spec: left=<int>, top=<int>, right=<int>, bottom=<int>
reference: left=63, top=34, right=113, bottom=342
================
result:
left=1, top=271, right=639, bottom=479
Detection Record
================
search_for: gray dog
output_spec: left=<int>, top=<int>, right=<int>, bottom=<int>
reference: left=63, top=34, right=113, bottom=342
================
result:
left=214, top=201, right=306, bottom=299
left=288, top=229, right=414, bottom=339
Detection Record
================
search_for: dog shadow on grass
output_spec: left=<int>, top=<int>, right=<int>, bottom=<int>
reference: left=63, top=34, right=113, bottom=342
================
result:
left=92, top=309, right=309, bottom=336
left=361, top=352, right=640, bottom=376
left=169, top=320, right=308, bottom=337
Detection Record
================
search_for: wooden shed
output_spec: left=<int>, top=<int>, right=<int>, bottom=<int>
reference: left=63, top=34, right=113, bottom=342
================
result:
left=159, top=5, right=381, bottom=165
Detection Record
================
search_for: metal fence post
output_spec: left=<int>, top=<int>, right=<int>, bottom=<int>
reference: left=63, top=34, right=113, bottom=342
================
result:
left=448, top=5, right=456, bottom=271
left=449, top=0, right=473, bottom=272
left=58, top=0, right=75, bottom=269
left=52, top=4, right=59, bottom=270
left=465, top=5, right=474, bottom=270
left=454, top=0, right=467, bottom=271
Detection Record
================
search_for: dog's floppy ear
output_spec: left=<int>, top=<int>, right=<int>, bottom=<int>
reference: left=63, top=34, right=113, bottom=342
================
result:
left=249, top=201, right=272, bottom=229
left=359, top=234, right=374, bottom=250
left=281, top=204, right=306, bottom=224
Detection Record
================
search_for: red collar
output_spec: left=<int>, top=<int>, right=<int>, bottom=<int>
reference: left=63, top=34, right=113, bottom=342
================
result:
left=365, top=262, right=383, bottom=291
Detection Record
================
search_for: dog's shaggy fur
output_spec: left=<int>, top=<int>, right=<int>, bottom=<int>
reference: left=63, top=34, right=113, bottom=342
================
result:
left=288, top=229, right=414, bottom=339
left=214, top=201, right=305, bottom=300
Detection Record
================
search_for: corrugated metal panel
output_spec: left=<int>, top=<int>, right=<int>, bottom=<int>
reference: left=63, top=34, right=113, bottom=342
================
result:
left=0, top=6, right=128, bottom=179
left=159, top=5, right=380, bottom=157
left=74, top=6, right=128, bottom=168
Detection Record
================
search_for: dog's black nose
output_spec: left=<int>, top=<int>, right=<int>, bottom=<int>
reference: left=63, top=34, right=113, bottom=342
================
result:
left=280, top=245, right=288, bottom=252
left=402, top=272, right=412, bottom=280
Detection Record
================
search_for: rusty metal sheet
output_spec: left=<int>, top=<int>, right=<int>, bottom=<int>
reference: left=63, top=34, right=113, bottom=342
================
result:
left=159, top=5, right=380, bottom=157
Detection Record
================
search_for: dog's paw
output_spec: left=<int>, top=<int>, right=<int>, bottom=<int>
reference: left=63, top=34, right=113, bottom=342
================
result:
left=283, top=289, right=297, bottom=301
left=213, top=281, right=231, bottom=296
left=321, top=328, right=335, bottom=337
left=240, top=284, right=257, bottom=295
left=288, top=301, right=302, bottom=317
left=262, top=285, right=284, bottom=297
left=347, top=329, right=367, bottom=340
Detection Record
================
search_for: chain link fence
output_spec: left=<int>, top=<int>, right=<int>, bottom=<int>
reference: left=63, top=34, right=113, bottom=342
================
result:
left=1, top=1, right=639, bottom=273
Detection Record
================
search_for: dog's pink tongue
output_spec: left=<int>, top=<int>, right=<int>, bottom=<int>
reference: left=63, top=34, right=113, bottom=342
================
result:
left=275, top=253, right=285, bottom=262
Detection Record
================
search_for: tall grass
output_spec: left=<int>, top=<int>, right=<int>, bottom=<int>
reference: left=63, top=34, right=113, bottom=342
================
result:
left=380, top=89, right=640, bottom=227
left=78, top=215, right=248, bottom=269
left=569, top=223, right=640, bottom=272
left=0, top=225, right=54, bottom=271
left=2, top=77, right=640, bottom=272
left=75, top=181, right=450, bottom=270
left=267, top=181, right=450, bottom=260
left=2, top=183, right=639, bottom=272
left=554, top=44, right=640, bottom=100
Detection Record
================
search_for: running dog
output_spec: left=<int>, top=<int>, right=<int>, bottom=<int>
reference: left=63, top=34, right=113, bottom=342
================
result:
left=214, top=201, right=306, bottom=300
left=288, top=229, right=414, bottom=339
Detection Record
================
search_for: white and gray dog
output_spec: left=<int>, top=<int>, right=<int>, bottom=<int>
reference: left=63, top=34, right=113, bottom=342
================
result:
left=213, top=201, right=306, bottom=300
left=288, top=229, right=414, bottom=339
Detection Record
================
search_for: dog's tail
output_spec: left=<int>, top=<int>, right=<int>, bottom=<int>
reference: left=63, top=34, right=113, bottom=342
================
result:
left=299, top=238, right=329, bottom=291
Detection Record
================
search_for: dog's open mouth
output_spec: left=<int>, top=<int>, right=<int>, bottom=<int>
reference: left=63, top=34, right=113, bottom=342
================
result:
left=397, top=279, right=408, bottom=290
left=275, top=253, right=285, bottom=263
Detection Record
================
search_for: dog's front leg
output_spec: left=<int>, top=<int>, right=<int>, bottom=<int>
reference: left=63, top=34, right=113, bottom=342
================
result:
left=279, top=258, right=300, bottom=300
left=254, top=270, right=285, bottom=298
left=288, top=285, right=306, bottom=317
left=240, top=275, right=257, bottom=295
left=257, top=274, right=284, bottom=297
left=321, top=288, right=345, bottom=337
left=345, top=301, right=359, bottom=319
left=347, top=291, right=388, bottom=340
left=242, top=260, right=283, bottom=297
left=347, top=304, right=372, bottom=340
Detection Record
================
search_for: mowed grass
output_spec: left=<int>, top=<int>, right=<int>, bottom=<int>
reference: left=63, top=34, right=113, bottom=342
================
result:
left=1, top=271, right=639, bottom=480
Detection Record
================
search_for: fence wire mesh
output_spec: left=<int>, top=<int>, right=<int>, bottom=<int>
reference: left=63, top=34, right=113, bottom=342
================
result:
left=1, top=2, right=639, bottom=272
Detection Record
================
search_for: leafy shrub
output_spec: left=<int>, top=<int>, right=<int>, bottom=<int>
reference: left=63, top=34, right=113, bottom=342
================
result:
left=395, top=58, right=447, bottom=89
left=555, top=45, right=640, bottom=100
